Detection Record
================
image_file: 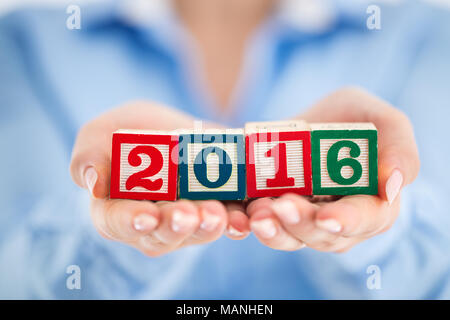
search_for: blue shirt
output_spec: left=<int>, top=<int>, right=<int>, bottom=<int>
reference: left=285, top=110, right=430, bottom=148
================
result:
left=1, top=0, right=450, bottom=299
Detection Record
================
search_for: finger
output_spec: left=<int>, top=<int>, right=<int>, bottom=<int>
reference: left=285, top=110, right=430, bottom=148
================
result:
left=151, top=200, right=200, bottom=248
left=90, top=198, right=160, bottom=242
left=271, top=194, right=346, bottom=247
left=314, top=193, right=401, bottom=238
left=314, top=237, right=360, bottom=253
left=376, top=110, right=419, bottom=204
left=271, top=194, right=317, bottom=227
left=183, top=200, right=228, bottom=245
left=301, top=87, right=420, bottom=204
left=70, top=102, right=197, bottom=199
left=270, top=194, right=342, bottom=247
left=249, top=207, right=305, bottom=251
left=224, top=201, right=250, bottom=240
left=254, top=195, right=362, bottom=252
left=246, top=197, right=275, bottom=217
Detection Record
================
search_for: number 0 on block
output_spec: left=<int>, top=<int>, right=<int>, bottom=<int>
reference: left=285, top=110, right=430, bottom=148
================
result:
left=178, top=129, right=246, bottom=200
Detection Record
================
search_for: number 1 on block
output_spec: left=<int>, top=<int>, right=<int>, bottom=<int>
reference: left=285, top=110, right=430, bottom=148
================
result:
left=245, top=121, right=312, bottom=198
left=265, top=143, right=295, bottom=188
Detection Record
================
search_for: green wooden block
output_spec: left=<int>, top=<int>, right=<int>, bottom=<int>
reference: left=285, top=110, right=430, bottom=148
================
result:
left=311, top=123, right=378, bottom=195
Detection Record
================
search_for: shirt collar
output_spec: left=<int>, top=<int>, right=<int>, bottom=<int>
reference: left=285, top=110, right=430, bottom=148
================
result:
left=81, top=0, right=120, bottom=29
left=82, top=0, right=183, bottom=59
left=82, top=0, right=371, bottom=33
left=82, top=0, right=173, bottom=30
left=274, top=0, right=380, bottom=35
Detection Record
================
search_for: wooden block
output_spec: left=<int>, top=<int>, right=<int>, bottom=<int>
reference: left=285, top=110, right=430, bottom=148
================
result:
left=245, top=120, right=312, bottom=198
left=110, top=130, right=179, bottom=201
left=310, top=123, right=378, bottom=195
left=178, top=129, right=246, bottom=200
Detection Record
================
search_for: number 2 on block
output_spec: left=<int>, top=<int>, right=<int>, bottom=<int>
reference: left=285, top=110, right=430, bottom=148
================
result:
left=126, top=145, right=164, bottom=191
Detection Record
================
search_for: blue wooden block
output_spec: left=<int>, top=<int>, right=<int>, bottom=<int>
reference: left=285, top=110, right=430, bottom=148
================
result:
left=178, top=129, right=246, bottom=200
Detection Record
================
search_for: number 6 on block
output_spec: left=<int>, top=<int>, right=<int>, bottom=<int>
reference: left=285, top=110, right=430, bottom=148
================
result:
left=310, top=123, right=378, bottom=195
left=110, top=130, right=179, bottom=201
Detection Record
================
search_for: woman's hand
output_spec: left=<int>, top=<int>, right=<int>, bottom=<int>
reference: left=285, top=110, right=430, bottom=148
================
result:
left=70, top=102, right=249, bottom=257
left=248, top=87, right=420, bottom=252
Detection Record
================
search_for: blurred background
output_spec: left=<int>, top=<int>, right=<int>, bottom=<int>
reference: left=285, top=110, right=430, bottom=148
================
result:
left=1, top=0, right=450, bottom=299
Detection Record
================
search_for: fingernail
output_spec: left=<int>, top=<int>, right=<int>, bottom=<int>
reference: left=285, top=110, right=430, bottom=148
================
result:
left=84, top=167, right=97, bottom=196
left=272, top=200, right=300, bottom=224
left=386, top=169, right=403, bottom=205
left=227, top=225, right=245, bottom=237
left=133, top=214, right=158, bottom=232
left=316, top=219, right=342, bottom=233
left=200, top=209, right=221, bottom=232
left=251, top=219, right=277, bottom=239
left=171, top=210, right=198, bottom=233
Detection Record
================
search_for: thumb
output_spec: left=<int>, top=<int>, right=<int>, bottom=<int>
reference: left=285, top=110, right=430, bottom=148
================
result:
left=70, top=125, right=111, bottom=199
left=300, top=87, right=420, bottom=204
left=69, top=102, right=201, bottom=199
left=377, top=118, right=420, bottom=204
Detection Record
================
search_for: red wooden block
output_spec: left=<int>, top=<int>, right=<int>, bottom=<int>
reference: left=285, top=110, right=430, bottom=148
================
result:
left=245, top=121, right=312, bottom=198
left=110, top=130, right=179, bottom=201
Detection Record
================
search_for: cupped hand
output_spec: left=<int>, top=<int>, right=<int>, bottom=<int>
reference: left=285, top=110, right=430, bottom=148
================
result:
left=70, top=102, right=249, bottom=257
left=248, top=87, right=420, bottom=252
